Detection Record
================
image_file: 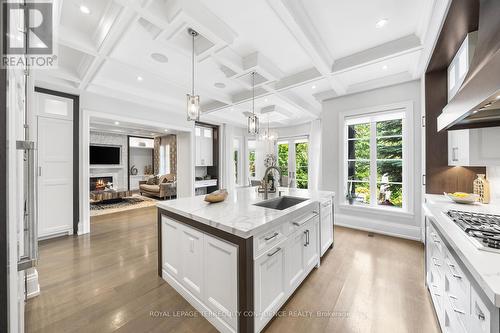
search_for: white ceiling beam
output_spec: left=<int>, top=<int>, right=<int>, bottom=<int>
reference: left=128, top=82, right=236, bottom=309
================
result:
left=345, top=72, right=414, bottom=96
left=272, top=67, right=321, bottom=91
left=273, top=90, right=319, bottom=118
left=332, top=34, right=422, bottom=74
left=59, top=26, right=98, bottom=56
left=266, top=0, right=346, bottom=95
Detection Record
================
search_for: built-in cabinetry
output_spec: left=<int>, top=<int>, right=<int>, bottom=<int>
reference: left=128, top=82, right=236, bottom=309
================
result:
left=320, top=198, right=334, bottom=256
left=448, top=128, right=500, bottom=166
left=128, top=136, right=154, bottom=190
left=425, top=218, right=499, bottom=333
left=195, top=126, right=213, bottom=166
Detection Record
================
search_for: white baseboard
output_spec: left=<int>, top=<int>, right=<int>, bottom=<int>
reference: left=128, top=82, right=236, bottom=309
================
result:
left=335, top=213, right=422, bottom=241
left=26, top=268, right=40, bottom=299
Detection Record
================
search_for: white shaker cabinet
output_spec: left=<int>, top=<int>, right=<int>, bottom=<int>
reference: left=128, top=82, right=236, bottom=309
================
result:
left=448, top=128, right=500, bottom=166
left=195, top=126, right=213, bottom=166
left=254, top=244, right=286, bottom=332
left=179, top=226, right=204, bottom=299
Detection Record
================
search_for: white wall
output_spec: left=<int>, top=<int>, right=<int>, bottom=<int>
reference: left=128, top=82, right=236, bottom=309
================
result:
left=321, top=80, right=422, bottom=240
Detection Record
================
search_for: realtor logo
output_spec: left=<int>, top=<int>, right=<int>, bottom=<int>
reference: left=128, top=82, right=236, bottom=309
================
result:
left=2, top=1, right=57, bottom=68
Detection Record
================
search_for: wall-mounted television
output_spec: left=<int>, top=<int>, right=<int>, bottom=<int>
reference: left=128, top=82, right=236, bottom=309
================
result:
left=90, top=145, right=121, bottom=165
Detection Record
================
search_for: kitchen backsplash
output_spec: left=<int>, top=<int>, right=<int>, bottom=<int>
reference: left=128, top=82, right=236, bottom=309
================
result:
left=487, top=166, right=500, bottom=205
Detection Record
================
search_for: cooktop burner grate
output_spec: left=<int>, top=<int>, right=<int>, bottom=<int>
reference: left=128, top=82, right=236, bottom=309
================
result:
left=447, top=210, right=500, bottom=250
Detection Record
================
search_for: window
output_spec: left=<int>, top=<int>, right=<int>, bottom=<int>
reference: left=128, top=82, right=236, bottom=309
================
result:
left=248, top=139, right=256, bottom=178
left=345, top=111, right=406, bottom=210
left=295, top=139, right=308, bottom=189
left=159, top=144, right=170, bottom=175
left=233, top=138, right=241, bottom=185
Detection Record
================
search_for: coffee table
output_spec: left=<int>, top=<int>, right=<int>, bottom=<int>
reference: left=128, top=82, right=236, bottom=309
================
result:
left=90, top=188, right=132, bottom=203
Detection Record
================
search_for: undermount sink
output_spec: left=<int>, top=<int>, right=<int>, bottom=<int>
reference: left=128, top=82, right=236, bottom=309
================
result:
left=253, top=196, right=308, bottom=210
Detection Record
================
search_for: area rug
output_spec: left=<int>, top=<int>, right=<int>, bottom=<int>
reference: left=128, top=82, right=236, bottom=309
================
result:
left=90, top=195, right=158, bottom=217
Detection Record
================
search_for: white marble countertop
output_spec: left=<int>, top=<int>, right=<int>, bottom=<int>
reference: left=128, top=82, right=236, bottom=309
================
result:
left=423, top=194, right=500, bottom=307
left=157, top=187, right=335, bottom=239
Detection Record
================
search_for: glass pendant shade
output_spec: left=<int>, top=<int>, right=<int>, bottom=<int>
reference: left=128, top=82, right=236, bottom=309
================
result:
left=187, top=94, right=200, bottom=121
left=248, top=113, right=259, bottom=135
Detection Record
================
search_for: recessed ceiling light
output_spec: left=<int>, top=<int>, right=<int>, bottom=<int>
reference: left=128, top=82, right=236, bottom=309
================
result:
left=137, top=76, right=143, bottom=82
left=472, top=110, right=479, bottom=114
left=79, top=5, right=91, bottom=15
left=265, top=98, right=268, bottom=102
left=496, top=95, right=500, bottom=100
left=376, top=19, right=388, bottom=28
left=114, top=121, right=120, bottom=125
left=311, top=85, right=316, bottom=89
left=164, top=129, right=169, bottom=132
left=231, top=107, right=234, bottom=111
left=150, top=53, right=168, bottom=63
left=382, top=65, right=388, bottom=70
left=214, top=82, right=226, bottom=88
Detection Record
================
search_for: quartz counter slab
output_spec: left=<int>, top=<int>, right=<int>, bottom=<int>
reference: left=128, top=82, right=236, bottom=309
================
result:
left=423, top=194, right=500, bottom=307
left=157, top=187, right=335, bottom=239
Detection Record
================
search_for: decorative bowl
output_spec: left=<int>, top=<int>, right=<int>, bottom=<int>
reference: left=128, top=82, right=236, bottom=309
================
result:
left=205, top=189, right=228, bottom=203
left=444, top=192, right=480, bottom=204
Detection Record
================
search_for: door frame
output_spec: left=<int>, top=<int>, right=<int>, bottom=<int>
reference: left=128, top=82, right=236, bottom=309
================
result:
left=1, top=62, right=8, bottom=333
left=34, top=87, right=80, bottom=235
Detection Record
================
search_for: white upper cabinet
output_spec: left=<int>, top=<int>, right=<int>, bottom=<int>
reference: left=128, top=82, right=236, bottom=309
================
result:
left=447, top=32, right=477, bottom=102
left=195, top=126, right=213, bottom=166
left=448, top=127, right=500, bottom=166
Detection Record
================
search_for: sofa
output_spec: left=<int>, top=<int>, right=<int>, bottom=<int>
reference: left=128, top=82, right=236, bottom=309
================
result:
left=139, top=174, right=176, bottom=200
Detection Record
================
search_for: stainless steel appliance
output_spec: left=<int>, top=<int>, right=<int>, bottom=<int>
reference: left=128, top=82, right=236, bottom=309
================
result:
left=447, top=209, right=500, bottom=252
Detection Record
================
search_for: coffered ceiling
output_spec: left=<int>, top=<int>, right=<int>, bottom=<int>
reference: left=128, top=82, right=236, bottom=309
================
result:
left=35, top=0, right=445, bottom=127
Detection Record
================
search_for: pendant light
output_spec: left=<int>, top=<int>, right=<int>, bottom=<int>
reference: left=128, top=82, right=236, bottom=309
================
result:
left=247, top=71, right=259, bottom=135
left=187, top=28, right=200, bottom=121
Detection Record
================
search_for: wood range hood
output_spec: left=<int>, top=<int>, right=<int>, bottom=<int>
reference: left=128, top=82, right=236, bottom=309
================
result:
left=437, top=0, right=500, bottom=131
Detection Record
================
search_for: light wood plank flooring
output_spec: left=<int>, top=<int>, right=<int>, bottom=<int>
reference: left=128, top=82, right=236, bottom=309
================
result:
left=26, top=206, right=439, bottom=333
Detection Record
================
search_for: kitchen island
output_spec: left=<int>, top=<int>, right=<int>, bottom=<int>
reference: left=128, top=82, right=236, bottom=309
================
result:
left=157, top=187, right=335, bottom=333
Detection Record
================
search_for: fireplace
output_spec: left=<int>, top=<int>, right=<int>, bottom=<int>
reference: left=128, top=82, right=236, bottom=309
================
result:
left=90, top=176, right=113, bottom=191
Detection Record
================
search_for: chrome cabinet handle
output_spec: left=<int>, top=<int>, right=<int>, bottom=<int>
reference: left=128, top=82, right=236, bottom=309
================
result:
left=449, top=295, right=465, bottom=314
left=446, top=261, right=462, bottom=279
left=293, top=212, right=318, bottom=226
left=306, top=230, right=310, bottom=246
left=303, top=231, right=308, bottom=247
left=264, top=232, right=279, bottom=241
left=17, top=140, right=38, bottom=271
left=267, top=247, right=281, bottom=257
left=431, top=257, right=441, bottom=267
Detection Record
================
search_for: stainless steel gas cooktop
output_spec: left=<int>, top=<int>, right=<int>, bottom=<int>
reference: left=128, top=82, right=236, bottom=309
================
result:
left=446, top=210, right=500, bottom=252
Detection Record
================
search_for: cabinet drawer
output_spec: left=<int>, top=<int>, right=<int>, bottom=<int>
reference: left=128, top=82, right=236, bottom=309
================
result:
left=320, top=199, right=332, bottom=217
left=284, top=211, right=319, bottom=236
left=429, top=267, right=443, bottom=313
left=254, top=225, right=286, bottom=258
left=444, top=251, right=469, bottom=304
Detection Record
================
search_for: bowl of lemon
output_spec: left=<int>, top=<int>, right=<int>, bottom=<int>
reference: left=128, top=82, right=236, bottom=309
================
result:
left=444, top=192, right=480, bottom=204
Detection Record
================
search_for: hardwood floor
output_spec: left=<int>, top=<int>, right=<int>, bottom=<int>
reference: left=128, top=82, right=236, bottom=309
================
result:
left=26, top=207, right=439, bottom=333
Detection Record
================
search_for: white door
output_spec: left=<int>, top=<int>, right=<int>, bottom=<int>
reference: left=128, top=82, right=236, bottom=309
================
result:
left=36, top=92, right=74, bottom=239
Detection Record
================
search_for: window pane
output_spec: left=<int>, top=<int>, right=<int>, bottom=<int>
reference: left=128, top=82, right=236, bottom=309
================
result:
left=377, top=160, right=402, bottom=183
left=347, top=181, right=370, bottom=204
left=348, top=123, right=370, bottom=139
left=377, top=137, right=402, bottom=159
left=278, top=143, right=289, bottom=177
left=295, top=142, right=308, bottom=189
left=249, top=151, right=256, bottom=177
left=347, top=161, right=370, bottom=181
left=377, top=183, right=403, bottom=208
left=376, top=119, right=402, bottom=136
left=347, top=139, right=370, bottom=159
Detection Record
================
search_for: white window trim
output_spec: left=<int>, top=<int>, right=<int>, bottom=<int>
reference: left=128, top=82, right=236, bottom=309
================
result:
left=338, top=101, right=415, bottom=215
